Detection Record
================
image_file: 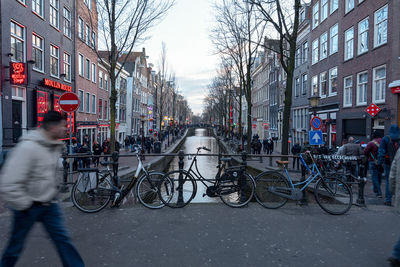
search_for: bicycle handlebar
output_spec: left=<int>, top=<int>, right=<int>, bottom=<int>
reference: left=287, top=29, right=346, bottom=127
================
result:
left=197, top=146, right=211, bottom=152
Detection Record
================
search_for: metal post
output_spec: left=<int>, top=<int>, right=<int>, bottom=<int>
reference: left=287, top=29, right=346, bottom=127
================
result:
left=177, top=150, right=185, bottom=204
left=111, top=151, right=120, bottom=187
left=68, top=112, right=73, bottom=184
left=356, top=157, right=367, bottom=206
left=269, top=156, right=273, bottom=167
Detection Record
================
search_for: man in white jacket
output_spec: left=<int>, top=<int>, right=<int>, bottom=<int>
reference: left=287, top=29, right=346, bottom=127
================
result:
left=0, top=111, right=84, bottom=267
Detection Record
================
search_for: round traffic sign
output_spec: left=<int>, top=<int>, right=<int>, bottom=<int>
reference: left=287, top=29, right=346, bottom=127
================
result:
left=59, top=92, right=80, bottom=112
left=310, top=116, right=322, bottom=130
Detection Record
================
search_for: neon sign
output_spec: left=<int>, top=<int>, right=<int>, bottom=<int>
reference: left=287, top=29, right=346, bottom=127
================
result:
left=10, top=62, right=26, bottom=85
left=43, top=78, right=72, bottom=92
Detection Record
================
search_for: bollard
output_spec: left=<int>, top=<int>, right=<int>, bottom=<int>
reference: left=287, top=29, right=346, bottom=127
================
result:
left=241, top=151, right=247, bottom=167
left=177, top=150, right=185, bottom=204
left=269, top=156, right=273, bottom=167
left=111, top=151, right=120, bottom=187
left=356, top=157, right=367, bottom=207
left=259, top=155, right=263, bottom=163
left=60, top=152, right=69, bottom=193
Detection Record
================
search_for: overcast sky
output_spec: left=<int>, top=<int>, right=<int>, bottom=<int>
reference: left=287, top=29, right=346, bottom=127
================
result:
left=142, top=0, right=219, bottom=116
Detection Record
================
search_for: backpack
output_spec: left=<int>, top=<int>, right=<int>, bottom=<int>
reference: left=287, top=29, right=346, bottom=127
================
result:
left=385, top=137, right=400, bottom=164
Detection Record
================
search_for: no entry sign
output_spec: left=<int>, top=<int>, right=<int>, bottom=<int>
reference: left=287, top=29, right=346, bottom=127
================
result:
left=59, top=92, right=80, bottom=112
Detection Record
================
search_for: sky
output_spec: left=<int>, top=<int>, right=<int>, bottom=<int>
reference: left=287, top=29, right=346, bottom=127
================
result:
left=142, top=0, right=219, bottom=116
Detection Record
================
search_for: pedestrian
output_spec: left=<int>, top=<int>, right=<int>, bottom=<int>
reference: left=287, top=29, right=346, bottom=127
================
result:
left=337, top=138, right=348, bottom=155
left=102, top=138, right=110, bottom=161
left=378, top=124, right=400, bottom=206
left=124, top=136, right=130, bottom=152
left=364, top=131, right=382, bottom=198
left=92, top=140, right=102, bottom=167
left=338, top=136, right=364, bottom=178
left=115, top=140, right=120, bottom=152
left=291, top=142, right=302, bottom=170
left=268, top=139, right=274, bottom=154
left=79, top=142, right=90, bottom=168
left=388, top=146, right=400, bottom=266
left=263, top=138, right=268, bottom=154
left=0, top=111, right=84, bottom=267
left=256, top=139, right=262, bottom=154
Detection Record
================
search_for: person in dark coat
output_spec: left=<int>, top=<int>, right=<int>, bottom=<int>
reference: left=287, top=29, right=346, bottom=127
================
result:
left=124, top=136, right=130, bottom=152
left=268, top=139, right=274, bottom=154
left=92, top=140, right=102, bottom=167
left=79, top=142, right=90, bottom=168
left=291, top=143, right=302, bottom=169
left=102, top=139, right=111, bottom=161
left=263, top=138, right=268, bottom=154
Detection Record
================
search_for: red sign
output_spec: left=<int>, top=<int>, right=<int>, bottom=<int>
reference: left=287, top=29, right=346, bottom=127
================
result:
left=59, top=92, right=80, bottom=112
left=310, top=116, right=323, bottom=130
left=252, top=124, right=257, bottom=128
left=391, top=87, right=400, bottom=94
left=43, top=78, right=72, bottom=92
left=263, top=123, right=270, bottom=130
left=54, top=94, right=75, bottom=132
left=36, top=90, right=49, bottom=127
left=365, top=103, right=381, bottom=117
left=10, top=62, right=26, bottom=85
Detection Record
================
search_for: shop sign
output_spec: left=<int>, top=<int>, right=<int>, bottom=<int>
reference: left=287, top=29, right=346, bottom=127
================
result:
left=365, top=103, right=381, bottom=117
left=10, top=62, right=26, bottom=85
left=36, top=90, right=49, bottom=127
left=42, top=78, right=72, bottom=92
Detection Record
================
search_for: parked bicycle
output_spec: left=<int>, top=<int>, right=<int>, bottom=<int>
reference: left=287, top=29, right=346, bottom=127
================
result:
left=254, top=152, right=353, bottom=215
left=71, top=150, right=171, bottom=213
left=158, top=147, right=256, bottom=208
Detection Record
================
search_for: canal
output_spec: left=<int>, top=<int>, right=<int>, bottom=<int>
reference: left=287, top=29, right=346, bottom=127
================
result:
left=165, top=128, right=222, bottom=203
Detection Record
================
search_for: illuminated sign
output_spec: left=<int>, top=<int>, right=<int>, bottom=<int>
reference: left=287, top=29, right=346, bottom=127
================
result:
left=54, top=94, right=75, bottom=132
left=10, top=62, right=26, bottom=85
left=37, top=90, right=49, bottom=127
left=43, top=78, right=72, bottom=92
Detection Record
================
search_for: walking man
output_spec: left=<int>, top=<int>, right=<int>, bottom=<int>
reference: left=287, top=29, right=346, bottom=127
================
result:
left=388, top=145, right=400, bottom=266
left=0, top=111, right=84, bottom=267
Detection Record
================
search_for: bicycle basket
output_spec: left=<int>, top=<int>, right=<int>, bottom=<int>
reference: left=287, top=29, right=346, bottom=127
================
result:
left=76, top=172, right=97, bottom=192
left=301, top=152, right=313, bottom=165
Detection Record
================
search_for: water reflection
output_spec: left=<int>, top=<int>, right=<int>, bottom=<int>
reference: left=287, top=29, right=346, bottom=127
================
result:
left=166, top=128, right=221, bottom=203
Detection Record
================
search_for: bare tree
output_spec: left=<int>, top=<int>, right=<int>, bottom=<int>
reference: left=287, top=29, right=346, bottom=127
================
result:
left=157, top=42, right=169, bottom=134
left=94, top=0, right=174, bottom=151
left=248, top=0, right=302, bottom=156
left=211, top=0, right=266, bottom=152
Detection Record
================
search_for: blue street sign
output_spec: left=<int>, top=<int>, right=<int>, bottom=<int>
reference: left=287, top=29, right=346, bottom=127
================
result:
left=309, top=130, right=323, bottom=145
left=310, top=116, right=322, bottom=130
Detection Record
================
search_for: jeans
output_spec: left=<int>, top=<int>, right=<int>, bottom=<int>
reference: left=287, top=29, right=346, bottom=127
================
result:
left=292, top=156, right=299, bottom=169
left=1, top=203, right=84, bottom=267
left=393, top=236, right=400, bottom=260
left=384, top=164, right=393, bottom=203
left=368, top=161, right=382, bottom=196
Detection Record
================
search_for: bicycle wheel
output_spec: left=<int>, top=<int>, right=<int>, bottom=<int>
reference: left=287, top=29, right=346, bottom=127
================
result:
left=136, top=172, right=169, bottom=209
left=158, top=170, right=197, bottom=208
left=219, top=171, right=256, bottom=208
left=314, top=176, right=353, bottom=215
left=254, top=171, right=290, bottom=209
left=71, top=172, right=113, bottom=213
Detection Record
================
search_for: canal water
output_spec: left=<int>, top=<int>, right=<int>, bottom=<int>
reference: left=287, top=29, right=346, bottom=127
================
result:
left=166, top=128, right=222, bottom=203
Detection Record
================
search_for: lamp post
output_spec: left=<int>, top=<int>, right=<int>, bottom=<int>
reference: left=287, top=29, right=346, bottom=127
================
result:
left=140, top=114, right=146, bottom=151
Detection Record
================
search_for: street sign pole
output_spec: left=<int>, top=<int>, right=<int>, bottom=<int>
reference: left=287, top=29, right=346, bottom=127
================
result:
left=69, top=112, right=73, bottom=184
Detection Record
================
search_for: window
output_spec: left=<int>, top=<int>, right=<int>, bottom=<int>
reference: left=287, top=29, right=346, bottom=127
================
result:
left=343, top=76, right=352, bottom=107
left=330, top=24, right=338, bottom=55
left=105, top=76, right=109, bottom=91
left=373, top=66, right=386, bottom=103
left=320, top=72, right=327, bottom=97
left=50, top=44, right=59, bottom=77
left=104, top=100, right=108, bottom=119
left=86, top=24, right=90, bottom=46
left=359, top=0, right=364, bottom=3
left=344, top=27, right=354, bottom=61
left=84, top=0, right=91, bottom=10
left=345, top=0, right=354, bottom=14
left=78, top=18, right=84, bottom=41
left=78, top=90, right=84, bottom=112
left=91, top=31, right=96, bottom=48
left=357, top=72, right=368, bottom=105
left=85, top=59, right=90, bottom=80
left=329, top=67, right=337, bottom=96
left=312, top=39, right=319, bottom=64
left=312, top=75, right=318, bottom=96
left=63, top=8, right=71, bottom=38
left=320, top=32, right=328, bottom=60
left=78, top=54, right=84, bottom=76
left=17, top=0, right=26, bottom=5
left=300, top=9, right=305, bottom=23
left=32, top=0, right=43, bottom=17
left=302, top=74, right=307, bottom=95
left=312, top=2, right=319, bottom=29
left=295, top=48, right=300, bottom=67
left=295, top=77, right=300, bottom=96
left=374, top=5, right=388, bottom=47
left=10, top=21, right=25, bottom=62
left=32, top=33, right=43, bottom=71
left=330, top=0, right=338, bottom=14
left=49, top=0, right=59, bottom=29
left=321, top=0, right=328, bottom=22
left=357, top=18, right=369, bottom=55
left=91, top=64, right=96, bottom=83
left=85, top=92, right=90, bottom=113
left=302, top=42, right=308, bottom=63
left=99, top=71, right=103, bottom=88
left=63, top=53, right=71, bottom=82
left=98, top=99, right=103, bottom=119
left=91, top=95, right=96, bottom=113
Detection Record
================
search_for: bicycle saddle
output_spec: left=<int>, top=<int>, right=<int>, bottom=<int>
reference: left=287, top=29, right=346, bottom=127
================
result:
left=77, top=168, right=99, bottom=172
left=276, top=160, right=289, bottom=165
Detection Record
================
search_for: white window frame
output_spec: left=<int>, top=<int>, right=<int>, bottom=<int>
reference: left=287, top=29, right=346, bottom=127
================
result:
left=344, top=27, right=354, bottom=61
left=330, top=0, right=338, bottom=14
left=78, top=54, right=84, bottom=76
left=63, top=52, right=71, bottom=82
left=312, top=39, right=319, bottom=65
left=358, top=17, right=369, bottom=55
left=85, top=24, right=91, bottom=46
left=321, top=0, right=328, bottom=22
left=301, top=74, right=307, bottom=95
left=356, top=71, right=368, bottom=106
left=302, top=42, right=308, bottom=63
left=312, top=75, right=318, bottom=96
left=32, top=0, right=44, bottom=17
left=49, top=0, right=59, bottom=29
left=99, top=71, right=103, bottom=88
left=373, top=65, right=386, bottom=104
left=329, top=67, right=338, bottom=96
left=92, top=63, right=96, bottom=83
left=91, top=94, right=96, bottom=113
left=85, top=58, right=90, bottom=80
left=91, top=31, right=96, bottom=48
left=295, top=77, right=300, bottom=96
left=320, top=32, right=328, bottom=60
left=319, top=72, right=327, bottom=98
left=312, top=2, right=319, bottom=29
left=50, top=44, right=59, bottom=78
left=32, top=33, right=44, bottom=72
left=329, top=24, right=338, bottom=55
left=10, top=21, right=25, bottom=62
left=78, top=17, right=85, bottom=41
left=78, top=90, right=84, bottom=112
left=85, top=92, right=90, bottom=113
left=343, top=76, right=353, bottom=107
left=374, top=5, right=388, bottom=48
left=345, top=0, right=354, bottom=14
left=84, top=0, right=91, bottom=10
left=63, top=7, right=71, bottom=38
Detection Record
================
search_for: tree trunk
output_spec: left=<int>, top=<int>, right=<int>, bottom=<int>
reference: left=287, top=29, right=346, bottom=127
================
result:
left=110, top=75, right=117, bottom=153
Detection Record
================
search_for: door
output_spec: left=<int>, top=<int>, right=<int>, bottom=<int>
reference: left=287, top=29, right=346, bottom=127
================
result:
left=12, top=100, right=22, bottom=143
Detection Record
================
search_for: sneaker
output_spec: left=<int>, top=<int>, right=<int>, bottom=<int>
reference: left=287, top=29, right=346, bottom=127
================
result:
left=384, top=201, right=392, bottom=206
left=388, top=257, right=400, bottom=267
left=376, top=194, right=383, bottom=198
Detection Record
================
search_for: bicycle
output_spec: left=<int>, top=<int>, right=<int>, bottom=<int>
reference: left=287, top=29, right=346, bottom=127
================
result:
left=157, top=147, right=256, bottom=208
left=71, top=150, right=171, bottom=213
left=254, top=152, right=353, bottom=215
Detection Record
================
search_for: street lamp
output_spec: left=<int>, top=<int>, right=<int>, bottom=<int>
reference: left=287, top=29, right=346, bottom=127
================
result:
left=308, top=95, right=320, bottom=116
